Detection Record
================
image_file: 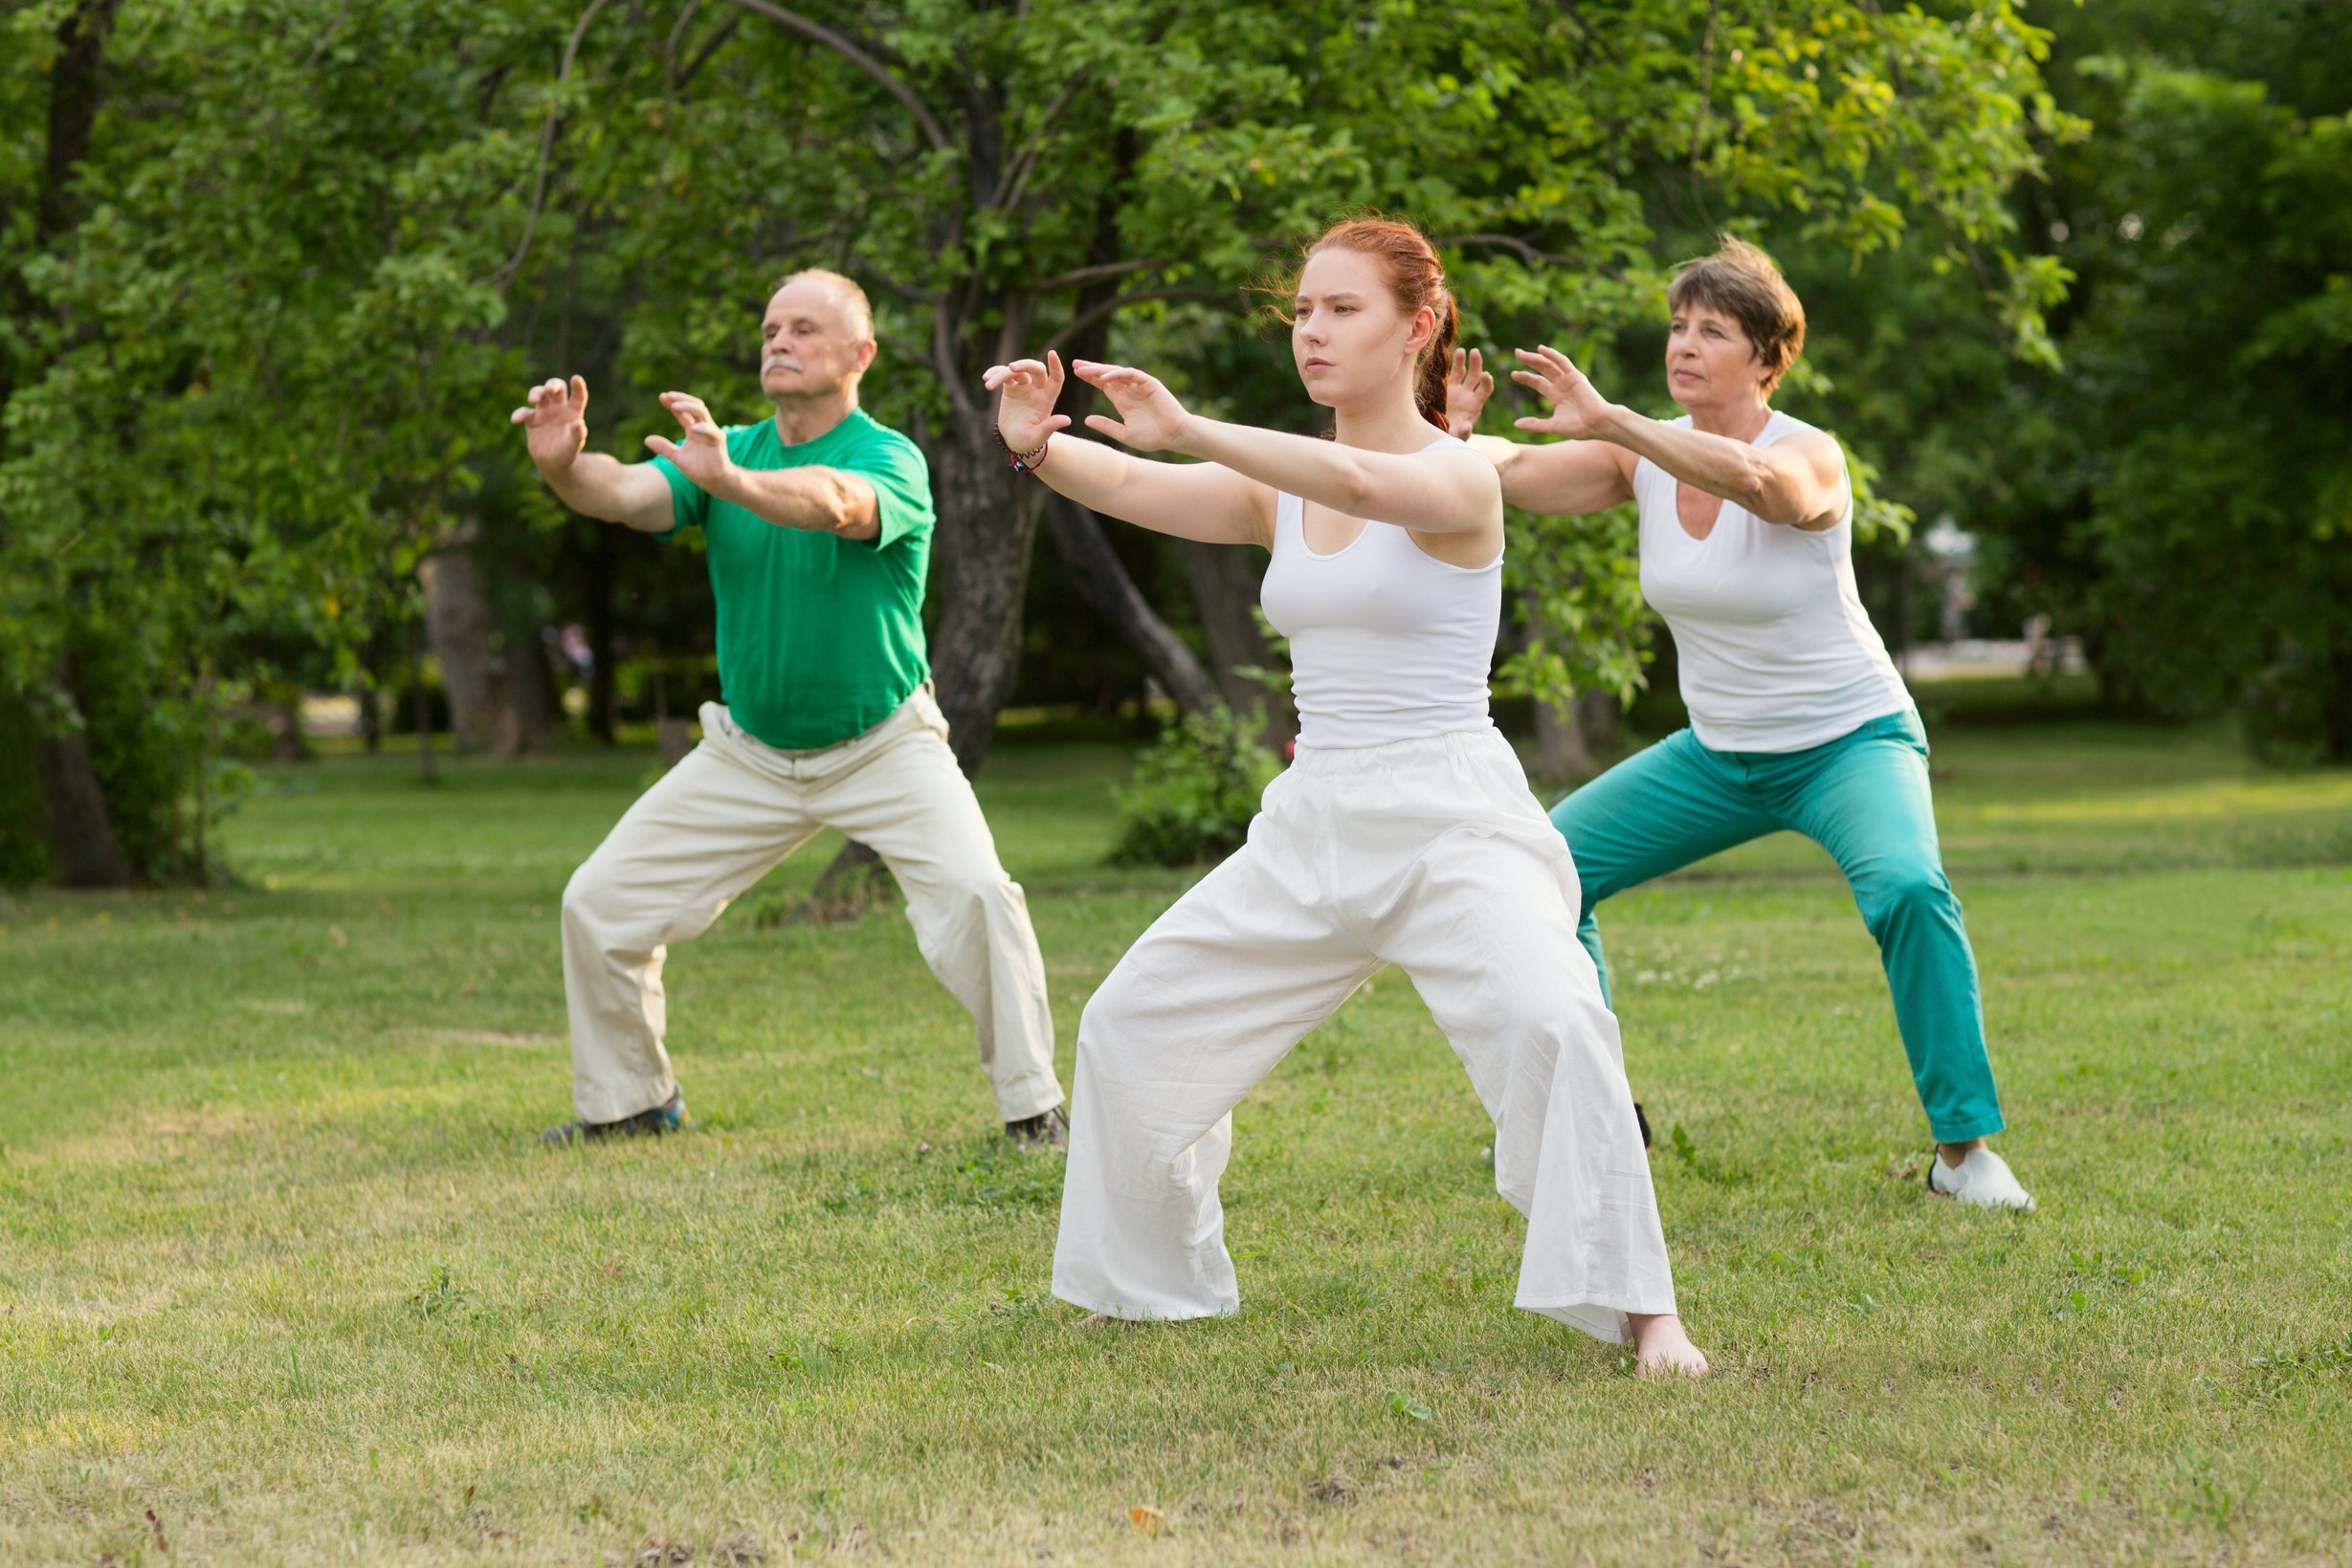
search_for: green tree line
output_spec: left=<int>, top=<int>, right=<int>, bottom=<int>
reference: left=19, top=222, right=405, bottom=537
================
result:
left=12, top=0, right=2316, bottom=893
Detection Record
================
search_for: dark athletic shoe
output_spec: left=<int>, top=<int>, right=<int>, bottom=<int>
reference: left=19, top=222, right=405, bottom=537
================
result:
left=1634, top=1101, right=1653, bottom=1150
left=1005, top=1105, right=1069, bottom=1151
left=540, top=1089, right=686, bottom=1147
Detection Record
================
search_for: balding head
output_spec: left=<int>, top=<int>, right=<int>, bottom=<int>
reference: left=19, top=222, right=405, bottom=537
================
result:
left=760, top=270, right=877, bottom=408
left=771, top=269, right=874, bottom=345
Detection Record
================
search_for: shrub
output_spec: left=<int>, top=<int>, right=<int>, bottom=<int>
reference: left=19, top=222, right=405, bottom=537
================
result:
left=1109, top=704, right=1282, bottom=867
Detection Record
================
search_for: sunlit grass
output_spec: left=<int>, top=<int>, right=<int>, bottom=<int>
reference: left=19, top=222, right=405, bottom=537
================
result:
left=3, top=710, right=2348, bottom=1564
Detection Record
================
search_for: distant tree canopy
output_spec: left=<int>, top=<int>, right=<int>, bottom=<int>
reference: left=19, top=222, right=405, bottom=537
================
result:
left=1791, top=0, right=2352, bottom=761
left=2, top=0, right=2072, bottom=886
left=1974, top=0, right=2352, bottom=760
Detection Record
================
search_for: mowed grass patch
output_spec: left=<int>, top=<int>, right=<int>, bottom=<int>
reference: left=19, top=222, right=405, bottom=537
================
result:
left=3, top=715, right=2348, bottom=1565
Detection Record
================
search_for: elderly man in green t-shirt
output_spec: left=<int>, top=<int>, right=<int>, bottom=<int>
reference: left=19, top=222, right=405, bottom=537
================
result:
left=510, top=270, right=1066, bottom=1147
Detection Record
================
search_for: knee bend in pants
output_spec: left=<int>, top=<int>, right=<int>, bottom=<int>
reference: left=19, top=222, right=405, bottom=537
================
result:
left=1856, top=866, right=1957, bottom=939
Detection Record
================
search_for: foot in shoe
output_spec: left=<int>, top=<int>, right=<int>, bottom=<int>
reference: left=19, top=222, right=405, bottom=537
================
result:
left=1626, top=1312, right=1709, bottom=1379
left=540, top=1089, right=686, bottom=1146
left=1005, top=1105, right=1068, bottom=1150
left=1928, top=1145, right=2034, bottom=1210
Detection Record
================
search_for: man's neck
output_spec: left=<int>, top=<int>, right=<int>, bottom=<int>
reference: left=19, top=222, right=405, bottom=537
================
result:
left=770, top=388, right=860, bottom=447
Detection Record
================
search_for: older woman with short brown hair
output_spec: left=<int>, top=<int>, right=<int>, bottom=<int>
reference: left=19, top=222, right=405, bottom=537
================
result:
left=1451, top=235, right=2031, bottom=1210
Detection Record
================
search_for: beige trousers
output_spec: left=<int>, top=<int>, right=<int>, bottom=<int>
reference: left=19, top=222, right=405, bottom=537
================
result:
left=560, top=686, right=1063, bottom=1125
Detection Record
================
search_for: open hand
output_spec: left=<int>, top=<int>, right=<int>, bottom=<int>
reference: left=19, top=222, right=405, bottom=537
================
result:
left=642, top=391, right=732, bottom=490
left=1510, top=346, right=1616, bottom=440
left=510, top=375, right=590, bottom=473
left=982, top=352, right=1073, bottom=454
left=1070, top=359, right=1193, bottom=453
left=1445, top=346, right=1494, bottom=438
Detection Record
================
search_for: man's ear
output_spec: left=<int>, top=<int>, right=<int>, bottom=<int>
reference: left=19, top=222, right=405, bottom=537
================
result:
left=854, top=339, right=878, bottom=376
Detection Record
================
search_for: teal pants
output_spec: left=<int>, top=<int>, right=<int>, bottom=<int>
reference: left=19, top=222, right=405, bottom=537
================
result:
left=1549, top=709, right=2005, bottom=1143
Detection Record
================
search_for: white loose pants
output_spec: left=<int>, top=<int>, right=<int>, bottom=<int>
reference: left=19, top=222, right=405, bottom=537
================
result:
left=1053, top=728, right=1675, bottom=1343
left=560, top=687, right=1063, bottom=1125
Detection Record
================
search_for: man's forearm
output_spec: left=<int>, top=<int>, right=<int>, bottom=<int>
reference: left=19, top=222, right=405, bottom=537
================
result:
left=540, top=453, right=645, bottom=524
left=710, top=465, right=877, bottom=540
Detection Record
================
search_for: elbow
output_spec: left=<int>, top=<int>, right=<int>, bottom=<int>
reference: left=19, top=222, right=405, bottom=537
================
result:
left=1733, top=458, right=1776, bottom=516
left=1335, top=458, right=1377, bottom=519
left=826, top=477, right=874, bottom=538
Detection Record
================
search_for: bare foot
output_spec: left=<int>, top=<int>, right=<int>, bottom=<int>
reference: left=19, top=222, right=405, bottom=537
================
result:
left=1626, top=1312, right=1710, bottom=1379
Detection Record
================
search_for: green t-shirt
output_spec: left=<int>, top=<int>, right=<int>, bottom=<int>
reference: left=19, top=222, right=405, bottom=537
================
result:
left=653, top=409, right=935, bottom=750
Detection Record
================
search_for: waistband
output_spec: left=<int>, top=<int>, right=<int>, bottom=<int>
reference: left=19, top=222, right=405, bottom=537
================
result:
left=731, top=681, right=934, bottom=759
left=1288, top=725, right=1513, bottom=777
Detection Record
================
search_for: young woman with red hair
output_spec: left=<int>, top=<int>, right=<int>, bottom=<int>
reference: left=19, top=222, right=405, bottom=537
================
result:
left=985, top=219, right=1706, bottom=1376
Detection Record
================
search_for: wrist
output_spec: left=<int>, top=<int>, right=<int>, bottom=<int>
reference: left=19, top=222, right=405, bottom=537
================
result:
left=1166, top=412, right=1210, bottom=458
left=1593, top=403, right=1639, bottom=442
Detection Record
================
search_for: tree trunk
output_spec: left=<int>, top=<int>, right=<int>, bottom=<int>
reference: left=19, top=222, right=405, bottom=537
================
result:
left=34, top=657, right=131, bottom=887
left=1532, top=686, right=1621, bottom=785
left=7, top=5, right=128, bottom=887
left=419, top=523, right=549, bottom=757
left=584, top=518, right=617, bottom=742
left=1043, top=494, right=1218, bottom=717
left=1026, top=152, right=1222, bottom=726
left=2329, top=647, right=2352, bottom=762
left=357, top=636, right=383, bottom=755
left=410, top=636, right=437, bottom=784
left=924, top=424, right=1040, bottom=775
left=1182, top=540, right=1295, bottom=745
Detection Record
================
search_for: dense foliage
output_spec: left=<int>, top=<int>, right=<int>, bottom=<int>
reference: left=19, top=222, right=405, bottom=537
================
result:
left=1108, top=703, right=1283, bottom=868
left=2, top=1, right=2081, bottom=885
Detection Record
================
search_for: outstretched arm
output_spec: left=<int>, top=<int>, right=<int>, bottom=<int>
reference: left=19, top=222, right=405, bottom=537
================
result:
left=983, top=352, right=1272, bottom=546
left=1068, top=359, right=1498, bottom=535
left=1446, top=348, right=1634, bottom=516
left=1511, top=347, right=1846, bottom=530
left=511, top=376, right=675, bottom=532
left=645, top=392, right=878, bottom=540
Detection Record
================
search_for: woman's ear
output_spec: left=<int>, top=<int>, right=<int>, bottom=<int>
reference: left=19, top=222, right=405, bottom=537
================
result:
left=1405, top=303, right=1436, bottom=354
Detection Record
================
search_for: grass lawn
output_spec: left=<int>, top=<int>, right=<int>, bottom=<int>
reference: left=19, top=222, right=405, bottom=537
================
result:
left=5, top=699, right=2349, bottom=1565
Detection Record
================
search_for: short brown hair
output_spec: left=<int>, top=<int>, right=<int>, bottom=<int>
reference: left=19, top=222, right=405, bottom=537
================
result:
left=1667, top=235, right=1805, bottom=394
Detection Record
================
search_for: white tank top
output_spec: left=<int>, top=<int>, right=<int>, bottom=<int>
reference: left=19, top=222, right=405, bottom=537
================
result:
left=1259, top=449, right=1501, bottom=750
left=1635, top=410, right=1911, bottom=752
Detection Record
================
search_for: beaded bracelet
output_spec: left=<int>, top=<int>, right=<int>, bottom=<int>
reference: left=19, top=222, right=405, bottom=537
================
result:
left=992, top=425, right=1050, bottom=475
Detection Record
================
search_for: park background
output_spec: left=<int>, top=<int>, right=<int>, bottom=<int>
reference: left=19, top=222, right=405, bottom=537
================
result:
left=3, top=0, right=2347, bottom=1563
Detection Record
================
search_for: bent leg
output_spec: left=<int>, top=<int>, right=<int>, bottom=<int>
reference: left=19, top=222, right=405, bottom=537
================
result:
left=1053, top=833, right=1375, bottom=1321
left=1777, top=720, right=2006, bottom=1143
left=814, top=707, right=1062, bottom=1120
left=1384, top=825, right=1675, bottom=1344
left=562, top=725, right=817, bottom=1122
left=1547, top=730, right=1774, bottom=1005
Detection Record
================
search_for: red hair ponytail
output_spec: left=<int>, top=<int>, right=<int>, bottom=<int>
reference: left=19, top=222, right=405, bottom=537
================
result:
left=1304, top=217, right=1457, bottom=431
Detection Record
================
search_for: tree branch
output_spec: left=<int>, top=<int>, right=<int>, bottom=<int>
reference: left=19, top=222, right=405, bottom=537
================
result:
left=1439, top=232, right=1575, bottom=268
left=725, top=0, right=952, bottom=153
left=1041, top=287, right=1229, bottom=358
left=677, top=11, right=743, bottom=92
left=492, top=0, right=610, bottom=289
left=991, top=68, right=1092, bottom=209
left=1032, top=256, right=1165, bottom=293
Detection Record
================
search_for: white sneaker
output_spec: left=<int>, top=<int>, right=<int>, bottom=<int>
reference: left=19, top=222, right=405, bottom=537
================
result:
left=1928, top=1147, right=2035, bottom=1211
